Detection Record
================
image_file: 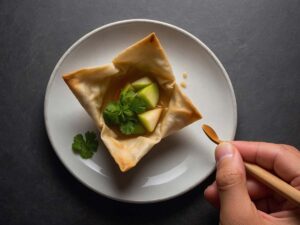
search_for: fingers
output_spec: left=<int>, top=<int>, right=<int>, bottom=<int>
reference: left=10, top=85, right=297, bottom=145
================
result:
left=204, top=177, right=271, bottom=207
left=232, top=141, right=300, bottom=183
left=204, top=142, right=300, bottom=225
left=254, top=197, right=284, bottom=213
left=245, top=177, right=271, bottom=199
left=214, top=142, right=261, bottom=225
left=204, top=181, right=219, bottom=207
left=205, top=173, right=296, bottom=213
left=290, top=174, right=300, bottom=189
left=258, top=209, right=300, bottom=225
left=270, top=209, right=300, bottom=224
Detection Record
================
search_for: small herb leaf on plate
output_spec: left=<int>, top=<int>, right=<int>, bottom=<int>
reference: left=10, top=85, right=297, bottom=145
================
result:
left=72, top=131, right=99, bottom=159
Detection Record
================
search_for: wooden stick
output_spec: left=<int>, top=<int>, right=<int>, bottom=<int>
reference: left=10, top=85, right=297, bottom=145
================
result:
left=244, top=162, right=300, bottom=205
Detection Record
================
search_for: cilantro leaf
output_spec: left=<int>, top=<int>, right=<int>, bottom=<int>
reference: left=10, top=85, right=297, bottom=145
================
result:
left=72, top=134, right=85, bottom=153
left=85, top=131, right=98, bottom=152
left=122, top=104, right=134, bottom=117
left=120, top=121, right=136, bottom=135
left=103, top=102, right=121, bottom=125
left=103, top=86, right=148, bottom=135
left=120, top=89, right=136, bottom=105
left=79, top=147, right=94, bottom=159
left=72, top=131, right=99, bottom=159
left=129, top=95, right=148, bottom=113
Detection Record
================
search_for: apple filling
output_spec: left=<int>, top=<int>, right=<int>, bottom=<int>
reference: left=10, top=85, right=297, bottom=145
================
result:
left=103, top=76, right=162, bottom=135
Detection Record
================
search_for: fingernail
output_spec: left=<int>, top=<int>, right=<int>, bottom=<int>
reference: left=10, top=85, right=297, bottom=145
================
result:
left=215, top=142, right=234, bottom=163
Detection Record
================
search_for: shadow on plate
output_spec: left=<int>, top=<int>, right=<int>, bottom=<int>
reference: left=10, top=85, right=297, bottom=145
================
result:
left=96, top=132, right=190, bottom=191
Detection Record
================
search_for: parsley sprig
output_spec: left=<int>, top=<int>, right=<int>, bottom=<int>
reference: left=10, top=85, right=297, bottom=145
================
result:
left=103, top=89, right=147, bottom=135
left=72, top=131, right=99, bottom=159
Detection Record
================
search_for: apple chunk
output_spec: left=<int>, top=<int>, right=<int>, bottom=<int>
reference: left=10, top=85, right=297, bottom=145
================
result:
left=122, top=83, right=134, bottom=92
left=138, top=108, right=163, bottom=132
left=132, top=77, right=152, bottom=90
left=138, top=83, right=159, bottom=108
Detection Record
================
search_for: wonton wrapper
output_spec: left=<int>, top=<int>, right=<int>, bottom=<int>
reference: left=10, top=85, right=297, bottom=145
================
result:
left=63, top=33, right=202, bottom=172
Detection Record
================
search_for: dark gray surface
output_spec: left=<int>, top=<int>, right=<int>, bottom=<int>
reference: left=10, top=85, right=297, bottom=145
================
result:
left=1, top=0, right=299, bottom=224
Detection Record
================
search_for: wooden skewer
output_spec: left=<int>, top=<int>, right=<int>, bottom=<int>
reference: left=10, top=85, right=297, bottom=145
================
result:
left=244, top=163, right=300, bottom=205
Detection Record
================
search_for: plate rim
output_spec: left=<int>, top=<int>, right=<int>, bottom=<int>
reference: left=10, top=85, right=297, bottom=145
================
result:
left=44, top=18, right=237, bottom=203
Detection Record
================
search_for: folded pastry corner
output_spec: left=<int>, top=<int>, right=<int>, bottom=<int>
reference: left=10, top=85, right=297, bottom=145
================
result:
left=63, top=33, right=202, bottom=172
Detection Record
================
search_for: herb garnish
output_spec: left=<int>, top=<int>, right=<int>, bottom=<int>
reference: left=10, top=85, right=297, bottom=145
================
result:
left=72, top=131, right=99, bottom=159
left=103, top=88, right=147, bottom=135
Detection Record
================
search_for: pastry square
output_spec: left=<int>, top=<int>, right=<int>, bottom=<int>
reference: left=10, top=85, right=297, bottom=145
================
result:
left=63, top=33, right=202, bottom=172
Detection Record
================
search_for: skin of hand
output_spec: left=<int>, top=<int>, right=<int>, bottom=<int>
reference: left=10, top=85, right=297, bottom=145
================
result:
left=204, top=141, right=300, bottom=225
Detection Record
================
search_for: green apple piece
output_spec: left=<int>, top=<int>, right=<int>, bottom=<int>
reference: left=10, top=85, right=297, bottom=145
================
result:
left=138, top=83, right=159, bottom=108
left=122, top=83, right=134, bottom=93
left=132, top=123, right=146, bottom=135
left=132, top=77, right=152, bottom=90
left=138, top=108, right=163, bottom=132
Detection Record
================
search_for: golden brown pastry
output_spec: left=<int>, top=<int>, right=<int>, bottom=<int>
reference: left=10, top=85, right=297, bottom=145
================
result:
left=63, top=33, right=202, bottom=172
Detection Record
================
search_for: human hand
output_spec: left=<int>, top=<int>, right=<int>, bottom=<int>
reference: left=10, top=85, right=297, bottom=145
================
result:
left=204, top=141, right=300, bottom=225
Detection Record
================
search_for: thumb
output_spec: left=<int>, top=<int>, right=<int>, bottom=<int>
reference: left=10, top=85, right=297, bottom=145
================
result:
left=215, top=142, right=260, bottom=225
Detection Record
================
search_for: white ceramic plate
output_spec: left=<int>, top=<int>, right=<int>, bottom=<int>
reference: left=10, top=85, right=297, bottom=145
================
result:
left=44, top=19, right=237, bottom=203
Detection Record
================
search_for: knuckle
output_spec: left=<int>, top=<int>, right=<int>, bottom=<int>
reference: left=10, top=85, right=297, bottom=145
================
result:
left=216, top=169, right=244, bottom=190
